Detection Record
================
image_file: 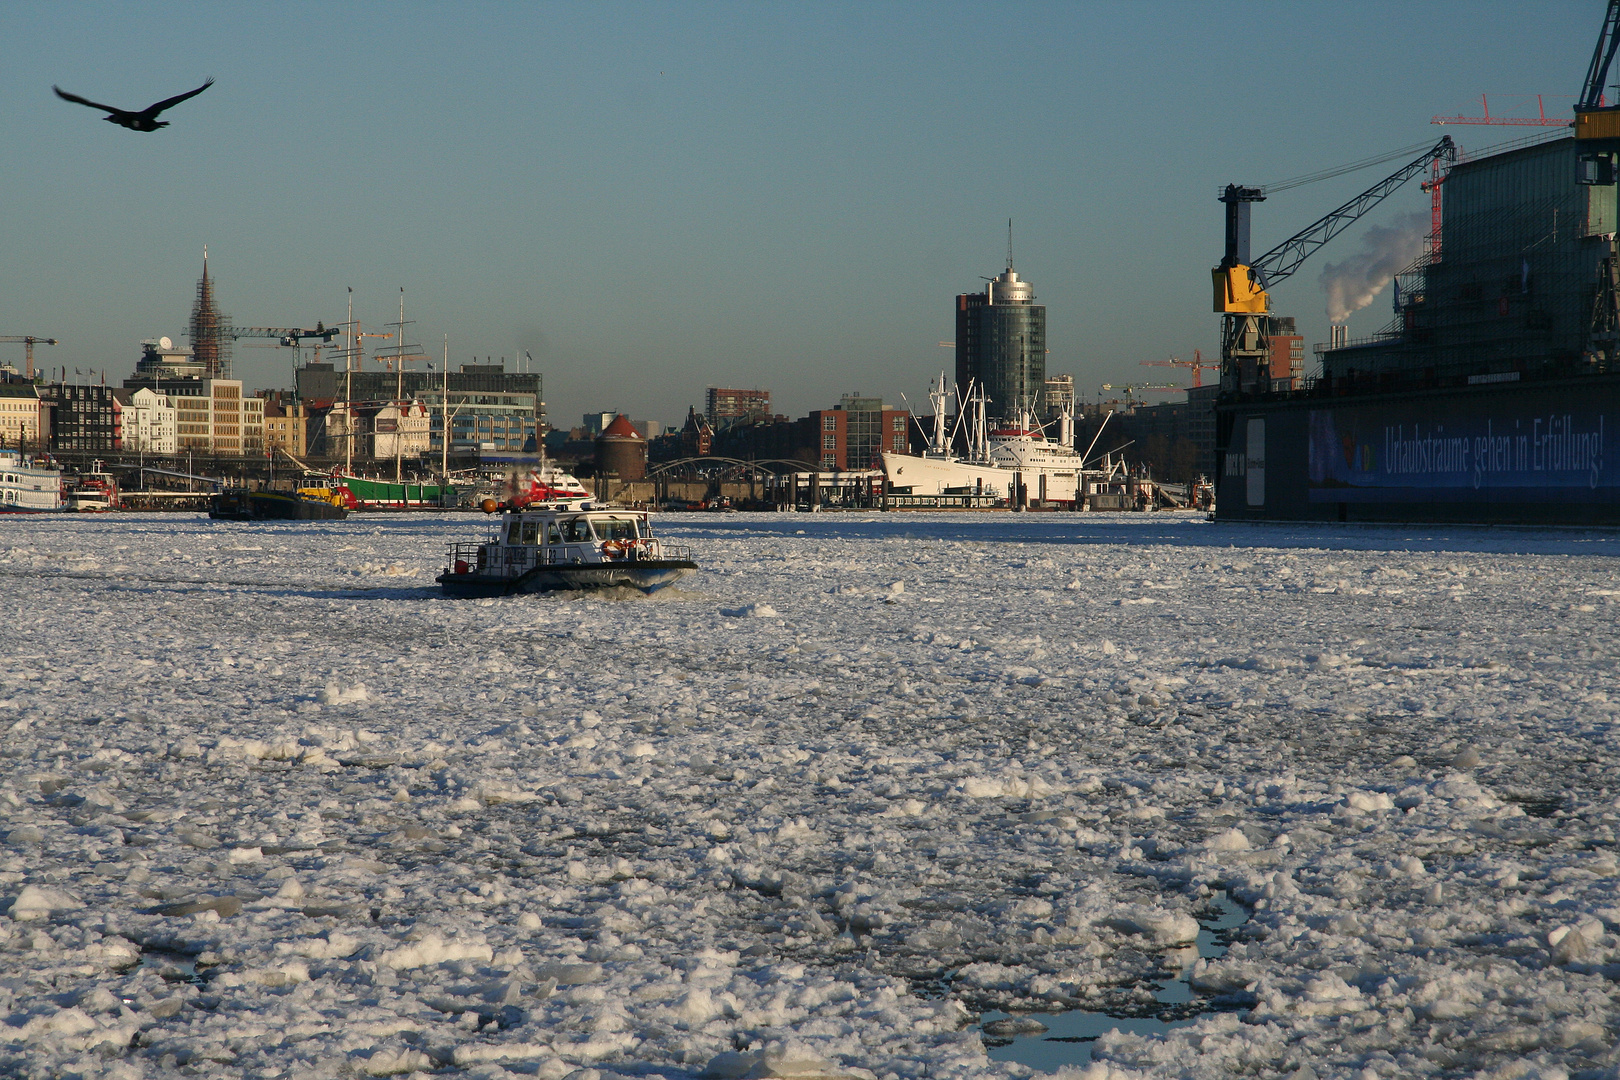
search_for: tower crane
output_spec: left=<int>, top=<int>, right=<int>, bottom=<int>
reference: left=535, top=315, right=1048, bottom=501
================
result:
left=1140, top=349, right=1218, bottom=388
left=1099, top=382, right=1180, bottom=407
left=1213, top=134, right=1456, bottom=393
left=231, top=325, right=341, bottom=375
left=0, top=336, right=58, bottom=379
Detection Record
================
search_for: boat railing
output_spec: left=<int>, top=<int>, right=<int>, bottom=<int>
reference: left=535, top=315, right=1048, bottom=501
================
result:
left=447, top=537, right=694, bottom=577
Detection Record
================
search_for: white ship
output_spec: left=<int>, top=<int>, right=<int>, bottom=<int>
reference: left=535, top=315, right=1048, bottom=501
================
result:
left=0, top=451, right=62, bottom=513
left=880, top=376, right=1129, bottom=507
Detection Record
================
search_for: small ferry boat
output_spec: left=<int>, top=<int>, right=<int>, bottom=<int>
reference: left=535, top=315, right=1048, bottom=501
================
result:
left=0, top=451, right=63, bottom=513
left=438, top=496, right=696, bottom=597
left=64, top=462, right=120, bottom=512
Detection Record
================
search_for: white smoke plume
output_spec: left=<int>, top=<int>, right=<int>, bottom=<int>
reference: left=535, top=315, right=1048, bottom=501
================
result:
left=1317, top=211, right=1428, bottom=322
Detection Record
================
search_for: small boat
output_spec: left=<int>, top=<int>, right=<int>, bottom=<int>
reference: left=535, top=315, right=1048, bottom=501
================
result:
left=64, top=462, right=120, bottom=512
left=438, top=496, right=696, bottom=597
left=208, top=488, right=350, bottom=521
left=0, top=451, right=62, bottom=513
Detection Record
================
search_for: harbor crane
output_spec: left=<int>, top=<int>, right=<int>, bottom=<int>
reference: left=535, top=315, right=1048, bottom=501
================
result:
left=1575, top=0, right=1620, bottom=181
left=0, top=336, right=58, bottom=379
left=1213, top=134, right=1456, bottom=393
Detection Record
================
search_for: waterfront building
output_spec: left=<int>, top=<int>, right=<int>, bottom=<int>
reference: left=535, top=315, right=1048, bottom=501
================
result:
left=1042, top=373, right=1075, bottom=420
left=261, top=398, right=308, bottom=457
left=296, top=362, right=539, bottom=459
left=807, top=394, right=910, bottom=471
left=581, top=412, right=617, bottom=437
left=956, top=257, right=1046, bottom=420
left=0, top=384, right=49, bottom=451
left=705, top=387, right=771, bottom=430
left=124, top=338, right=263, bottom=455
left=118, top=387, right=178, bottom=454
left=370, top=401, right=432, bottom=460
left=680, top=407, right=714, bottom=457
left=39, top=383, right=118, bottom=453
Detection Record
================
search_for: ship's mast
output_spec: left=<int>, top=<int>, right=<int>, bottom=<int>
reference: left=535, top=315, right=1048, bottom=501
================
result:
left=929, top=371, right=950, bottom=455
left=345, top=288, right=353, bottom=474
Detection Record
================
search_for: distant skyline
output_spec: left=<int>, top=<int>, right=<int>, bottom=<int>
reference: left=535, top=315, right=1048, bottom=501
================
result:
left=0, top=2, right=1599, bottom=425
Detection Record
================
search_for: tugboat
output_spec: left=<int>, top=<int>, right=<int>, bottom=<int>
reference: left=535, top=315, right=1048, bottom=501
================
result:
left=438, top=494, right=696, bottom=597
left=208, top=488, right=349, bottom=520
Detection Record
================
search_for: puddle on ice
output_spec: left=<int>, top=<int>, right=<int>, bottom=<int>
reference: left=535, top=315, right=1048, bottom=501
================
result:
left=134, top=946, right=203, bottom=985
left=980, top=891, right=1249, bottom=1071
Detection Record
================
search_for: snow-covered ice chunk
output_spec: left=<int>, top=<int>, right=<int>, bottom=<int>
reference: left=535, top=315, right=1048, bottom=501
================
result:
left=321, top=681, right=370, bottom=705
left=1111, top=908, right=1199, bottom=945
left=1204, top=827, right=1251, bottom=853
left=377, top=934, right=494, bottom=969
left=721, top=603, right=779, bottom=617
left=8, top=884, right=82, bottom=920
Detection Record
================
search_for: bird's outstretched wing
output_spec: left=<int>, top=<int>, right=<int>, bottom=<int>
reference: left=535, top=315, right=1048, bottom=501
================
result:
left=147, top=78, right=214, bottom=117
left=53, top=86, right=124, bottom=114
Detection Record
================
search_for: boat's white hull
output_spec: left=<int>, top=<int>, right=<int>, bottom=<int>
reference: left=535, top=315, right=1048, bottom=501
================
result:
left=0, top=457, right=62, bottom=513
left=881, top=452, right=1083, bottom=502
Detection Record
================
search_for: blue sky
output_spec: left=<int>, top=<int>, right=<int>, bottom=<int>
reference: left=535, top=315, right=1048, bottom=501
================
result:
left=0, top=1, right=1599, bottom=425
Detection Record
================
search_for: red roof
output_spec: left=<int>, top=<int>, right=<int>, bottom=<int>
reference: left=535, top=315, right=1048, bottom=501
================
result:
left=599, top=414, right=643, bottom=440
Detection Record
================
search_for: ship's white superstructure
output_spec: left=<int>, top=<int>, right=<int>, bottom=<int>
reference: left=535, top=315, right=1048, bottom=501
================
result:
left=0, top=451, right=62, bottom=513
left=880, top=375, right=1127, bottom=506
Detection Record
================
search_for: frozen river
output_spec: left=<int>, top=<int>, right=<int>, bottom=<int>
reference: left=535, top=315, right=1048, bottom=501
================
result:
left=2, top=511, right=1618, bottom=1079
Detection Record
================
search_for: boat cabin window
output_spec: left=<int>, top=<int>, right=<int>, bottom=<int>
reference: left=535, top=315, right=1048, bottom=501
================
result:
left=562, top=518, right=593, bottom=543
left=521, top=521, right=539, bottom=545
left=596, top=517, right=638, bottom=542
left=546, top=522, right=562, bottom=545
left=506, top=520, right=523, bottom=544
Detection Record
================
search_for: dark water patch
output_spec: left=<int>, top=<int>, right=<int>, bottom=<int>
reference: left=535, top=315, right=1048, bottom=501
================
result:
left=981, top=891, right=1249, bottom=1069
left=1505, top=794, right=1564, bottom=818
left=135, top=946, right=203, bottom=985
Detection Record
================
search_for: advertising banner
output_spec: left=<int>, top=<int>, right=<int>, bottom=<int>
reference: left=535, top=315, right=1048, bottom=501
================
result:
left=1308, top=398, right=1616, bottom=503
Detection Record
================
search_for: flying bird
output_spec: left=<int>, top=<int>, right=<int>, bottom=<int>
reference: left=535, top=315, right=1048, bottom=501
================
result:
left=52, top=78, right=214, bottom=131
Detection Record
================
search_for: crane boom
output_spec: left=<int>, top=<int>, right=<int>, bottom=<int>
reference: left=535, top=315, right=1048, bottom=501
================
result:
left=1212, top=135, right=1455, bottom=395
left=1213, top=135, right=1455, bottom=315
left=1577, top=1, right=1620, bottom=147
left=1252, top=135, right=1456, bottom=290
left=1581, top=0, right=1620, bottom=111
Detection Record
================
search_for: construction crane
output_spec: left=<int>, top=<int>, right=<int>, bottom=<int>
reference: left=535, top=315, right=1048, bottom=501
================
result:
left=1213, top=134, right=1456, bottom=392
left=1140, top=349, right=1218, bottom=388
left=1432, top=94, right=1571, bottom=127
left=0, top=336, right=58, bottom=379
left=229, top=324, right=340, bottom=350
left=1099, top=382, right=1180, bottom=407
